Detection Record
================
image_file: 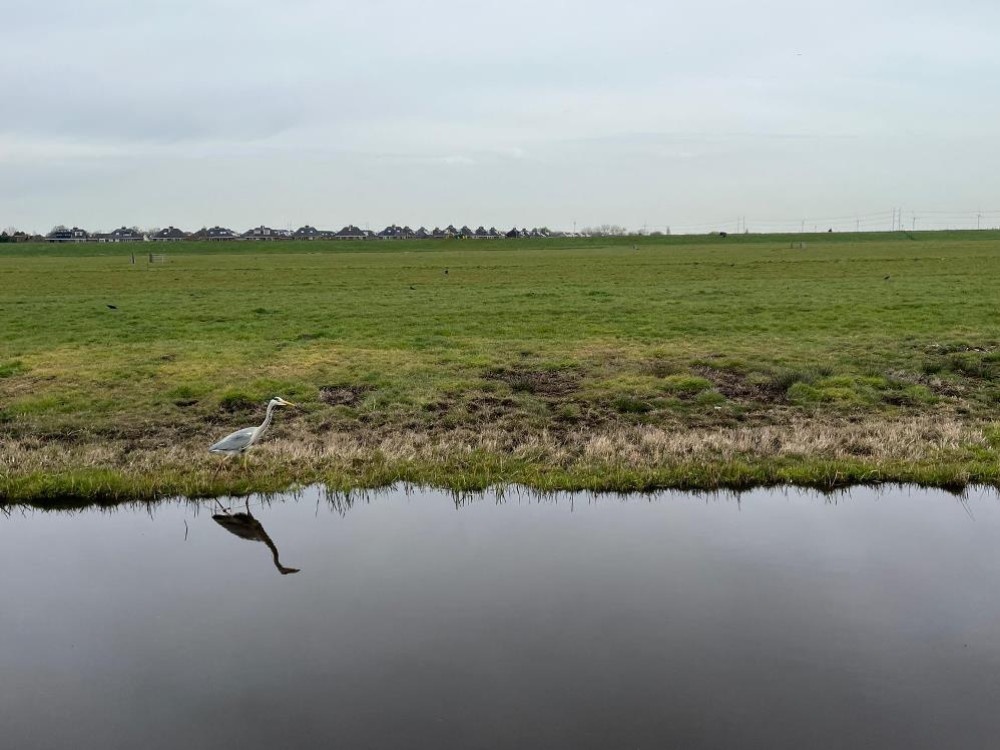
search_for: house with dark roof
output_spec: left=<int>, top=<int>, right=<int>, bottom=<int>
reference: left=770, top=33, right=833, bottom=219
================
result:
left=473, top=226, right=490, bottom=239
left=189, top=226, right=237, bottom=241
left=242, top=225, right=289, bottom=240
left=444, top=225, right=459, bottom=237
left=505, top=227, right=524, bottom=238
left=150, top=226, right=188, bottom=242
left=459, top=225, right=474, bottom=238
left=88, top=227, right=142, bottom=243
left=46, top=227, right=89, bottom=242
left=377, top=225, right=398, bottom=239
left=107, top=226, right=144, bottom=242
left=293, top=225, right=323, bottom=240
left=377, top=224, right=415, bottom=239
left=414, top=227, right=431, bottom=239
left=334, top=225, right=367, bottom=239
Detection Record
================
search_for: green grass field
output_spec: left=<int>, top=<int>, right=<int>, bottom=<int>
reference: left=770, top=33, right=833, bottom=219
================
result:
left=4, top=231, right=1000, bottom=504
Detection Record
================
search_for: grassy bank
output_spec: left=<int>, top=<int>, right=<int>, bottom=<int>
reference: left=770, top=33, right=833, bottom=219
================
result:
left=4, top=232, right=1000, bottom=504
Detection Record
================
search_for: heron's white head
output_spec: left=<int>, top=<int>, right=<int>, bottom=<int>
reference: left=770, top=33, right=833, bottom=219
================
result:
left=269, top=396, right=296, bottom=408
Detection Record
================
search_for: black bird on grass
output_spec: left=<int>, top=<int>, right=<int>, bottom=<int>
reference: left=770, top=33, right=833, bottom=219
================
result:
left=884, top=275, right=891, bottom=281
left=106, top=304, right=117, bottom=310
left=444, top=267, right=449, bottom=276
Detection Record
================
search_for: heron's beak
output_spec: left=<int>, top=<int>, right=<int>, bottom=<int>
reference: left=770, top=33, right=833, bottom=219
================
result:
left=282, top=400, right=297, bottom=407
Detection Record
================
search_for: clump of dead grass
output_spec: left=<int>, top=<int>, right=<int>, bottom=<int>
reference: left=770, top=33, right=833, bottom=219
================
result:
left=1, top=415, right=993, bottom=505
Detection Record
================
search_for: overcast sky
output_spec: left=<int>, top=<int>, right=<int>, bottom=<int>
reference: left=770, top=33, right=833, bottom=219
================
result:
left=4, top=0, right=999, bottom=233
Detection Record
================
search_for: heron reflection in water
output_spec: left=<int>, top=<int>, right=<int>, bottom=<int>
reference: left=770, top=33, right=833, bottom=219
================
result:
left=212, top=500, right=301, bottom=575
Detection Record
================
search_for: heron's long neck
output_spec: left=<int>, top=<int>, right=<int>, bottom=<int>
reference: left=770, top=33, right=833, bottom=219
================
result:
left=255, top=402, right=276, bottom=438
left=260, top=530, right=296, bottom=574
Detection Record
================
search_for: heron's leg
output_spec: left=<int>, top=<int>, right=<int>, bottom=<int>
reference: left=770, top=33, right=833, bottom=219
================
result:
left=211, top=458, right=227, bottom=480
left=245, top=498, right=251, bottom=514
left=211, top=457, right=237, bottom=495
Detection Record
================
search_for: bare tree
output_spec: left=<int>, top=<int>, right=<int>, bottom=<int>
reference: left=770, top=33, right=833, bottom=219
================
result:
left=582, top=224, right=628, bottom=237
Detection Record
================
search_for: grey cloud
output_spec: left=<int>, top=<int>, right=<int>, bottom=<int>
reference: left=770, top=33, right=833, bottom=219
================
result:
left=3, top=0, right=999, bottom=231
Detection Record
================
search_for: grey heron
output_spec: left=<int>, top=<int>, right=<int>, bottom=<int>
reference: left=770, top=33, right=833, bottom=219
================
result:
left=209, top=396, right=295, bottom=457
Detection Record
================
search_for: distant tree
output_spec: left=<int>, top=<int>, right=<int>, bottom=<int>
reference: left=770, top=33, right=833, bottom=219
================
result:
left=582, top=224, right=628, bottom=237
left=50, top=224, right=68, bottom=235
left=0, top=231, right=10, bottom=243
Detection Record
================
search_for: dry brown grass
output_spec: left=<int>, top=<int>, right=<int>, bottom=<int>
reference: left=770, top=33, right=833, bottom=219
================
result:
left=1, top=416, right=986, bottom=482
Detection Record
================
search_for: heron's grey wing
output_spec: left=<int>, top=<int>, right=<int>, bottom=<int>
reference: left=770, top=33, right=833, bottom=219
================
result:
left=209, top=427, right=256, bottom=453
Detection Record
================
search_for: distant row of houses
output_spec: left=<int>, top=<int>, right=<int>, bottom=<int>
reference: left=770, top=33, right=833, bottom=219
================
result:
left=37, top=224, right=556, bottom=243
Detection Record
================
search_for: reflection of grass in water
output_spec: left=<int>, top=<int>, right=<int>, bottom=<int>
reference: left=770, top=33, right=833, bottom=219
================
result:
left=3, top=231, right=1000, bottom=502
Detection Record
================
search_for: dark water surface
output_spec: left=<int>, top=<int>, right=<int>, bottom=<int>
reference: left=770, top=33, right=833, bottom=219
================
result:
left=3, top=486, right=1000, bottom=749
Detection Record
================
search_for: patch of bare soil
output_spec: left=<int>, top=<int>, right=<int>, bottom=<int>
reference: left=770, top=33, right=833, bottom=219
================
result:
left=642, top=358, right=682, bottom=378
left=466, top=395, right=519, bottom=417
left=483, top=367, right=580, bottom=397
left=695, top=366, right=785, bottom=404
left=885, top=369, right=963, bottom=398
left=923, top=343, right=999, bottom=355
left=421, top=399, right=452, bottom=414
left=319, top=385, right=373, bottom=407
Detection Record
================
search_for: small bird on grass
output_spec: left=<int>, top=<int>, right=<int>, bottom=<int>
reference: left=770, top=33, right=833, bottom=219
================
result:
left=106, top=304, right=118, bottom=310
left=884, top=275, right=891, bottom=281
left=444, top=268, right=449, bottom=276
left=209, top=397, right=296, bottom=462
